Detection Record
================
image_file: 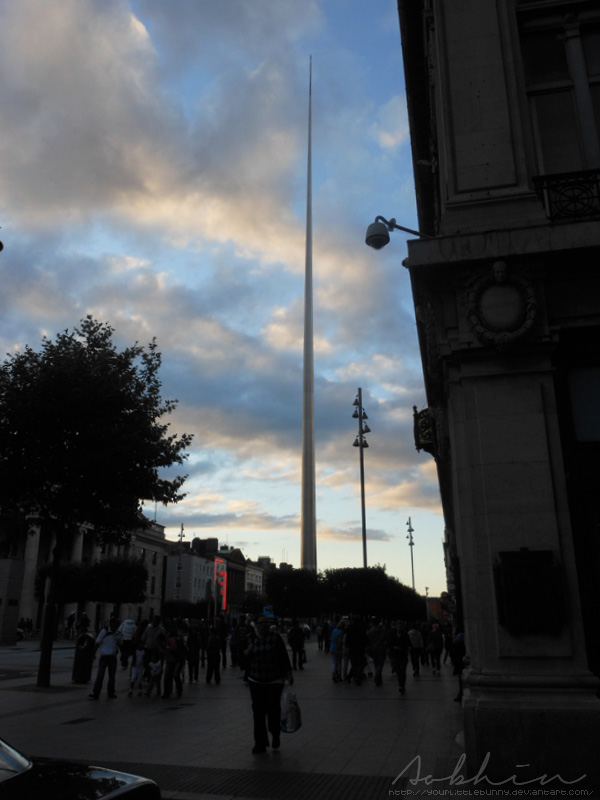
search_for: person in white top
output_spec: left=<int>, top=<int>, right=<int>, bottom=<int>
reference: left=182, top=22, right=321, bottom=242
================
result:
left=89, top=618, right=122, bottom=699
left=118, top=618, right=137, bottom=670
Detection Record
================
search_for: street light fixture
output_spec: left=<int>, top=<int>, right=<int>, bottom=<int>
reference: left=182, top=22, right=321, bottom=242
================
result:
left=353, top=387, right=370, bottom=569
left=406, top=517, right=415, bottom=591
left=365, top=216, right=429, bottom=249
left=175, top=523, right=185, bottom=600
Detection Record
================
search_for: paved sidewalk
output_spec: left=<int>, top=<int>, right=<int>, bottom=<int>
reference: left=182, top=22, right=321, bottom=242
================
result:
left=1, top=637, right=466, bottom=799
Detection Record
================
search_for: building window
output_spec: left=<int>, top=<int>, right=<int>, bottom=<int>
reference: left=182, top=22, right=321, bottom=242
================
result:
left=520, top=13, right=600, bottom=174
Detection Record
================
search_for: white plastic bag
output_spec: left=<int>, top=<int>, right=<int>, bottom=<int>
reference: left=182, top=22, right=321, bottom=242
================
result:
left=280, top=686, right=302, bottom=733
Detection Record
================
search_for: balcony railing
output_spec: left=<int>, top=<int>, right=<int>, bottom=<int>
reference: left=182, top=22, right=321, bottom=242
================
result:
left=533, top=168, right=600, bottom=222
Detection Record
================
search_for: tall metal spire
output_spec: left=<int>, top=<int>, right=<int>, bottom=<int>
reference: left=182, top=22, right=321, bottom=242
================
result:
left=301, top=57, right=317, bottom=571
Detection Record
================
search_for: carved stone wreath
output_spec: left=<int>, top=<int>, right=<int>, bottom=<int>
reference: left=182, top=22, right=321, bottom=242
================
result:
left=465, top=261, right=537, bottom=351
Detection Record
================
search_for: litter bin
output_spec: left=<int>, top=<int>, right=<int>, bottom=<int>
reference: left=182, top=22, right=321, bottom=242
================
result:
left=72, top=633, right=96, bottom=683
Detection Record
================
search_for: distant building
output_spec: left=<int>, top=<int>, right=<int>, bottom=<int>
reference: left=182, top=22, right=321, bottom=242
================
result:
left=217, top=545, right=247, bottom=614
left=117, top=518, right=167, bottom=625
left=0, top=514, right=168, bottom=642
left=164, top=550, right=213, bottom=607
left=191, top=537, right=218, bottom=558
left=244, top=561, right=265, bottom=595
left=256, top=555, right=275, bottom=571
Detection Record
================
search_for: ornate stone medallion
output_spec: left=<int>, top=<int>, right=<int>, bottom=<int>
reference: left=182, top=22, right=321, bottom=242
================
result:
left=466, top=261, right=537, bottom=350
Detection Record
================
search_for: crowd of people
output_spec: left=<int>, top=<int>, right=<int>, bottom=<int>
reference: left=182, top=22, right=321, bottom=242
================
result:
left=16, top=618, right=35, bottom=640
left=84, top=612, right=295, bottom=754
left=318, top=616, right=466, bottom=700
left=79, top=611, right=465, bottom=752
left=87, top=614, right=241, bottom=700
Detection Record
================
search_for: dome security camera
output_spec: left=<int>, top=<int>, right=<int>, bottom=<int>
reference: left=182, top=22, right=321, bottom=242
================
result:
left=365, top=220, right=390, bottom=250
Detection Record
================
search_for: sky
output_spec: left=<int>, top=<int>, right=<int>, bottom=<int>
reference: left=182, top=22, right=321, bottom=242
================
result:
left=0, top=0, right=448, bottom=597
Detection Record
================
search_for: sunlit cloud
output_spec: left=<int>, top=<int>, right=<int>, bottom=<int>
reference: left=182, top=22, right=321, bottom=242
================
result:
left=0, top=0, right=447, bottom=593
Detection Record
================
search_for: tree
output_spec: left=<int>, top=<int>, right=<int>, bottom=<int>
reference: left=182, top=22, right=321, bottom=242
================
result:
left=88, top=559, right=148, bottom=605
left=264, top=568, right=323, bottom=618
left=35, top=562, right=88, bottom=606
left=35, top=558, right=148, bottom=608
left=322, top=567, right=425, bottom=620
left=0, top=317, right=192, bottom=686
left=242, top=590, right=269, bottom=617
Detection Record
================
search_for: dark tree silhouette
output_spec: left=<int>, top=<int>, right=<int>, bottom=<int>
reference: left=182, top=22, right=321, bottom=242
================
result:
left=35, top=558, right=149, bottom=606
left=0, top=317, right=192, bottom=685
left=263, top=565, right=425, bottom=622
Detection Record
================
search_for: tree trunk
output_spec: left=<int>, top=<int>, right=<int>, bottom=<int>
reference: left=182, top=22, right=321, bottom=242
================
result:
left=36, top=526, right=64, bottom=687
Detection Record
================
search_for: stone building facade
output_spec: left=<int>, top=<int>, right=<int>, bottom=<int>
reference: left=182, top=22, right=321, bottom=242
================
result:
left=397, top=0, right=600, bottom=786
left=0, top=515, right=167, bottom=643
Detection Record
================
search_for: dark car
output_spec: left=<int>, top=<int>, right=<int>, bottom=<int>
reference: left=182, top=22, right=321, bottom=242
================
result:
left=0, top=737, right=161, bottom=799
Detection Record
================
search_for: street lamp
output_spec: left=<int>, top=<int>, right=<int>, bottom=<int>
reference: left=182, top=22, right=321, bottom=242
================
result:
left=365, top=216, right=429, bottom=249
left=406, top=517, right=415, bottom=591
left=352, top=387, right=370, bottom=568
left=175, top=523, right=185, bottom=600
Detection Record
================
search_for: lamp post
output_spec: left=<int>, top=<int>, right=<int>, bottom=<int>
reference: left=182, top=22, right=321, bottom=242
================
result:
left=406, top=517, right=415, bottom=591
left=352, top=388, right=371, bottom=569
left=175, top=523, right=185, bottom=603
left=425, top=586, right=430, bottom=621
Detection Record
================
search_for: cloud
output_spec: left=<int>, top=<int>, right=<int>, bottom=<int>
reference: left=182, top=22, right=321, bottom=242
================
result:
left=370, top=95, right=411, bottom=150
left=0, top=0, right=446, bottom=590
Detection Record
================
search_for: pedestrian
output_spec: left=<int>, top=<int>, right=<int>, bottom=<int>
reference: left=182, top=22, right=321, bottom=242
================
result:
left=442, top=624, right=453, bottom=664
left=367, top=618, right=388, bottom=686
left=215, top=616, right=229, bottom=669
left=198, top=619, right=208, bottom=668
left=316, top=623, right=324, bottom=651
left=340, top=621, right=351, bottom=681
left=407, top=623, right=424, bottom=677
left=128, top=621, right=148, bottom=697
left=206, top=625, right=222, bottom=685
left=162, top=627, right=186, bottom=698
left=118, top=617, right=138, bottom=670
left=287, top=619, right=305, bottom=671
left=89, top=618, right=123, bottom=700
left=426, top=623, right=444, bottom=675
left=65, top=611, right=75, bottom=640
left=228, top=621, right=240, bottom=668
left=420, top=622, right=431, bottom=667
left=329, top=619, right=345, bottom=682
left=325, top=619, right=336, bottom=653
left=451, top=631, right=467, bottom=701
left=234, top=616, right=252, bottom=670
left=244, top=614, right=293, bottom=754
left=145, top=644, right=164, bottom=697
left=388, top=620, right=410, bottom=694
left=346, top=616, right=367, bottom=685
left=186, top=624, right=201, bottom=683
left=77, top=612, right=90, bottom=635
left=141, top=615, right=165, bottom=678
